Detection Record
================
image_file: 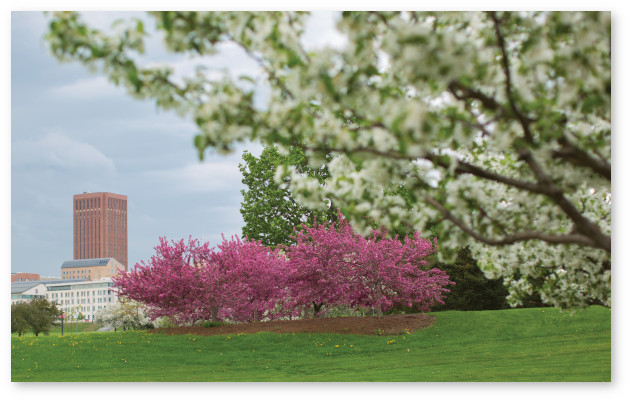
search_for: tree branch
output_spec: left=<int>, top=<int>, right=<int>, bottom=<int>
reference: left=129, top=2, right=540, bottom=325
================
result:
left=516, top=147, right=611, bottom=253
left=489, top=11, right=536, bottom=143
left=447, top=81, right=507, bottom=116
left=424, top=195, right=599, bottom=248
left=552, top=135, right=611, bottom=180
left=300, top=142, right=546, bottom=195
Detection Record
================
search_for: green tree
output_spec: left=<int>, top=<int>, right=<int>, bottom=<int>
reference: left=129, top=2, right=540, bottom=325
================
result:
left=11, top=299, right=61, bottom=337
left=240, top=145, right=337, bottom=247
left=45, top=11, right=610, bottom=309
left=432, top=248, right=509, bottom=311
left=26, top=298, right=61, bottom=336
left=11, top=303, right=31, bottom=337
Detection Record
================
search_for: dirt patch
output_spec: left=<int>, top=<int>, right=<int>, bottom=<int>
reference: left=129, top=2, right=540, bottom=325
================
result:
left=152, top=313, right=435, bottom=337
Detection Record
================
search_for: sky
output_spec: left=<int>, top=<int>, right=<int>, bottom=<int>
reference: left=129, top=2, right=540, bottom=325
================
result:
left=10, top=10, right=347, bottom=278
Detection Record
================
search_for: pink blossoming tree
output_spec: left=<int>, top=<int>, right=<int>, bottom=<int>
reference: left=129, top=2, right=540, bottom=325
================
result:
left=115, top=213, right=453, bottom=324
left=350, top=231, right=453, bottom=317
left=210, top=235, right=291, bottom=323
left=115, top=235, right=292, bottom=324
left=284, top=217, right=359, bottom=317
left=113, top=236, right=219, bottom=324
left=286, top=213, right=453, bottom=318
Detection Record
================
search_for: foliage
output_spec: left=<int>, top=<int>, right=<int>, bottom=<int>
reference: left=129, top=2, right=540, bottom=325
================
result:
left=94, top=299, right=154, bottom=331
left=45, top=11, right=611, bottom=308
left=431, top=248, right=509, bottom=311
left=198, top=320, right=224, bottom=328
left=240, top=145, right=337, bottom=248
left=11, top=299, right=61, bottom=337
left=11, top=303, right=32, bottom=337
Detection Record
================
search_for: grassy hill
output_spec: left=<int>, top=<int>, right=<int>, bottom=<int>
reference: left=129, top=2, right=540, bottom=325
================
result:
left=11, top=306, right=610, bottom=381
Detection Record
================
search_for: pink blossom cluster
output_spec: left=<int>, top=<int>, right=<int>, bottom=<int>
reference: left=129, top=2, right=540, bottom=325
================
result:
left=114, top=214, right=453, bottom=324
left=284, top=215, right=453, bottom=318
left=114, top=235, right=289, bottom=324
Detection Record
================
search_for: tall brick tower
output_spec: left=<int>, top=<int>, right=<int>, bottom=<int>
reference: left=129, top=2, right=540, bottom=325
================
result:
left=73, top=192, right=128, bottom=269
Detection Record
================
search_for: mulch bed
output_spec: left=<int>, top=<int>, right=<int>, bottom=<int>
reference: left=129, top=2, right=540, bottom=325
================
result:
left=151, top=313, right=435, bottom=337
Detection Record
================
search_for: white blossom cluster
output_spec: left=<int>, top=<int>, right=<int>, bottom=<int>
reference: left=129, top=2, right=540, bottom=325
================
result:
left=45, top=11, right=611, bottom=308
left=94, top=299, right=153, bottom=330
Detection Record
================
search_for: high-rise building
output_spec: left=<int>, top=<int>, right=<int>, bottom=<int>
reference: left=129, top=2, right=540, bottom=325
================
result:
left=73, top=192, right=128, bottom=269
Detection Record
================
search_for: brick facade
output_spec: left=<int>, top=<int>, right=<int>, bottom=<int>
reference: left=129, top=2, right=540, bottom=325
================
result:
left=61, top=258, right=126, bottom=280
left=11, top=272, right=41, bottom=282
left=73, top=192, right=128, bottom=269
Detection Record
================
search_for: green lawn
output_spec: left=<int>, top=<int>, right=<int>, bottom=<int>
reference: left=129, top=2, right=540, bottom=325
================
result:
left=11, top=306, right=610, bottom=382
left=47, top=321, right=104, bottom=335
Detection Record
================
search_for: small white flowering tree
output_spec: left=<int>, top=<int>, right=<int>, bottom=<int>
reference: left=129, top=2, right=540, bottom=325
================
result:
left=45, top=11, right=610, bottom=308
left=94, top=299, right=153, bottom=331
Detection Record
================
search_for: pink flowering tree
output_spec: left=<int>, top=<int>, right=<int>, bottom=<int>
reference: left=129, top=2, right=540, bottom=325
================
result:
left=350, top=231, right=453, bottom=318
left=210, top=235, right=291, bottom=323
left=113, top=236, right=221, bottom=324
left=284, top=216, right=359, bottom=318
left=286, top=212, right=453, bottom=318
left=115, top=214, right=452, bottom=325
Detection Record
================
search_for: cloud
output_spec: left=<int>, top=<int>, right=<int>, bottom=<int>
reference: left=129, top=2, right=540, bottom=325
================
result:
left=143, top=161, right=242, bottom=193
left=12, top=131, right=117, bottom=173
left=103, top=115, right=196, bottom=137
left=48, top=76, right=128, bottom=101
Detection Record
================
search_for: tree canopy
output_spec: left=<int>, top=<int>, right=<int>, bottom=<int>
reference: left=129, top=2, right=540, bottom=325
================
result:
left=114, top=216, right=450, bottom=323
left=239, top=145, right=336, bottom=248
left=94, top=298, right=154, bottom=331
left=11, top=298, right=61, bottom=336
left=45, top=11, right=611, bottom=308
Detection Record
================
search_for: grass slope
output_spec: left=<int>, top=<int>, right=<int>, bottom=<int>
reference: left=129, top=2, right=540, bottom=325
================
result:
left=11, top=306, right=610, bottom=382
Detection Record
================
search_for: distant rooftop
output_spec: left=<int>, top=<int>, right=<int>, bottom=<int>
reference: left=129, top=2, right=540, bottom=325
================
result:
left=61, top=258, right=121, bottom=268
left=11, top=279, right=85, bottom=294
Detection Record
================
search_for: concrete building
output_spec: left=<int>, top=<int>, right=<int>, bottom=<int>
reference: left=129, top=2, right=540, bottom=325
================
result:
left=11, top=278, right=120, bottom=321
left=73, top=192, right=128, bottom=268
left=40, top=276, right=62, bottom=281
left=60, top=257, right=125, bottom=280
left=46, top=278, right=120, bottom=321
left=11, top=281, right=48, bottom=304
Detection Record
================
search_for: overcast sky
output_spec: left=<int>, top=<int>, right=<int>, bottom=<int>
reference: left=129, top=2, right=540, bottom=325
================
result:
left=10, top=11, right=346, bottom=277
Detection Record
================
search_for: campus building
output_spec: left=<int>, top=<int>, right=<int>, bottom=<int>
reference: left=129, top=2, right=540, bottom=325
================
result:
left=11, top=278, right=120, bottom=321
left=11, top=272, right=41, bottom=282
left=11, top=281, right=48, bottom=304
left=46, top=278, right=120, bottom=321
left=60, top=257, right=125, bottom=280
left=73, top=192, right=128, bottom=268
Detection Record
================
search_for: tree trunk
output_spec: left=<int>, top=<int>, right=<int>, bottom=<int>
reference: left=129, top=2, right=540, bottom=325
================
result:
left=253, top=308, right=259, bottom=322
left=313, top=302, right=324, bottom=318
left=211, top=306, right=219, bottom=322
left=376, top=289, right=383, bottom=319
